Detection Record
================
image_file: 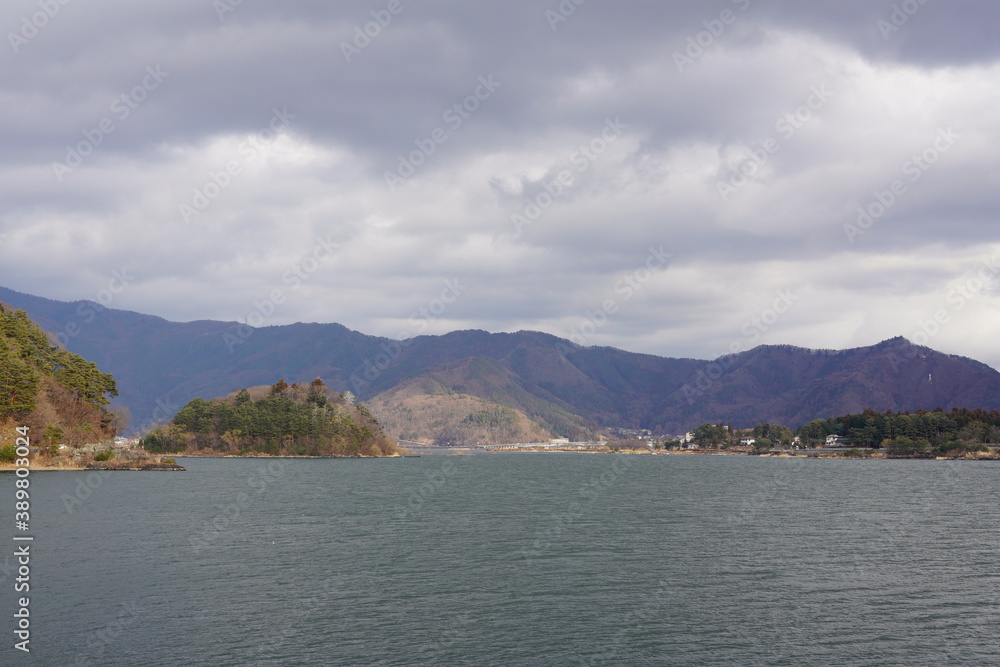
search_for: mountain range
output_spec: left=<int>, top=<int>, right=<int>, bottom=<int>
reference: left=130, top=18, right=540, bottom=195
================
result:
left=2, top=285, right=999, bottom=440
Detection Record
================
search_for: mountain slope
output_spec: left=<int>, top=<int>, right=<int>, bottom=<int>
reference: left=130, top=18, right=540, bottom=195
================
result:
left=365, top=376, right=558, bottom=445
left=645, top=338, right=1000, bottom=432
left=3, top=285, right=999, bottom=437
left=0, top=301, right=119, bottom=445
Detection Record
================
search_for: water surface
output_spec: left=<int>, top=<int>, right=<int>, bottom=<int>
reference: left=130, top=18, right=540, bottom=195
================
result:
left=5, top=454, right=998, bottom=665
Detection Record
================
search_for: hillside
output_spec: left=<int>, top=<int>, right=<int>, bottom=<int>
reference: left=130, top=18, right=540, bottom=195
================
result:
left=3, top=286, right=1000, bottom=439
left=0, top=302, right=119, bottom=446
left=141, top=378, right=399, bottom=457
left=643, top=338, right=1000, bottom=433
left=366, top=375, right=578, bottom=445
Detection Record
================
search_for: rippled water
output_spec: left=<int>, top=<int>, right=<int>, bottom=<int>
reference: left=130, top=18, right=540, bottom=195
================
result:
left=5, top=454, right=999, bottom=665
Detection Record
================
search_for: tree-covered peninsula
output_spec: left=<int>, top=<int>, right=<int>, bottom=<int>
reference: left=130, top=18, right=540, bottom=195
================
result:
left=140, top=378, right=401, bottom=457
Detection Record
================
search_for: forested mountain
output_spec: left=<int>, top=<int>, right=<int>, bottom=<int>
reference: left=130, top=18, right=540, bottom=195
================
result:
left=0, top=302, right=120, bottom=445
left=3, top=285, right=1000, bottom=440
left=142, top=378, right=399, bottom=457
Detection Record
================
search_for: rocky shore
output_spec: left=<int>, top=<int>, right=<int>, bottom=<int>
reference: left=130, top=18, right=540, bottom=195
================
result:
left=0, top=443, right=185, bottom=471
left=86, top=461, right=186, bottom=471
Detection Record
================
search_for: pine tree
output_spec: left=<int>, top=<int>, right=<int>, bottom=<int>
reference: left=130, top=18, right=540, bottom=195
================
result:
left=0, top=340, right=38, bottom=419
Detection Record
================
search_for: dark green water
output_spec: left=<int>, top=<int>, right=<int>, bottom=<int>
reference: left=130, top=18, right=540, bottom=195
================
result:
left=3, top=454, right=998, bottom=665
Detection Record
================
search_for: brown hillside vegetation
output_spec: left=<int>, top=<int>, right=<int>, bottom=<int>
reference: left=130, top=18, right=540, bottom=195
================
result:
left=0, top=303, right=119, bottom=446
left=367, top=376, right=566, bottom=445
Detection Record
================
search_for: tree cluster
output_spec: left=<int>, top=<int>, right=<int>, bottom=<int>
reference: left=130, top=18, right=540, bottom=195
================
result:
left=141, top=378, right=399, bottom=457
left=0, top=304, right=118, bottom=443
left=680, top=408, right=1000, bottom=458
left=797, top=408, right=1000, bottom=456
left=688, top=421, right=794, bottom=450
left=691, top=422, right=728, bottom=446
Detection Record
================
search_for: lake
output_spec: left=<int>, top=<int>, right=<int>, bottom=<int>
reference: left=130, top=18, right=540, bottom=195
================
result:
left=4, top=454, right=999, bottom=665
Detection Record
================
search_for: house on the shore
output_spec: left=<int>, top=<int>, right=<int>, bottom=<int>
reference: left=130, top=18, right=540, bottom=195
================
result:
left=825, top=434, right=850, bottom=447
left=739, top=437, right=756, bottom=446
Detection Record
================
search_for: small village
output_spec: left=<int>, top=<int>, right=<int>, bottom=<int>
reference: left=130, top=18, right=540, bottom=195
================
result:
left=423, top=421, right=1000, bottom=459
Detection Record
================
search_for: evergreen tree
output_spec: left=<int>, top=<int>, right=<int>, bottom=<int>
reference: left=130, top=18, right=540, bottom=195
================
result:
left=0, top=340, right=38, bottom=419
left=143, top=381, right=398, bottom=457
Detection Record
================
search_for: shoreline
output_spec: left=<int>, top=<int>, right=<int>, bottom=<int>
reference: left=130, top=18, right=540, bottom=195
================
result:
left=402, top=445, right=1000, bottom=460
left=4, top=449, right=996, bottom=470
left=0, top=452, right=400, bottom=471
left=168, top=452, right=403, bottom=459
left=0, top=459, right=185, bottom=472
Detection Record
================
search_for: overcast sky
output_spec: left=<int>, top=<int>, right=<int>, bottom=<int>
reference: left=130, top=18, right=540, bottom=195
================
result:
left=2, top=0, right=998, bottom=368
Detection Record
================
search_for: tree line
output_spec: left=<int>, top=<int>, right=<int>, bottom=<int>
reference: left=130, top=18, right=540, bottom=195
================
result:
left=680, top=407, right=1000, bottom=457
left=799, top=407, right=1000, bottom=456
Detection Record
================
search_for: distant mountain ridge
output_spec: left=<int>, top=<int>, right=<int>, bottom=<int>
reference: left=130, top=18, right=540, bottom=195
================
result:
left=2, top=285, right=999, bottom=438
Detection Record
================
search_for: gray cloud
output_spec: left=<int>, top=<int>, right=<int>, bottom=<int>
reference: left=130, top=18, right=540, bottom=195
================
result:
left=1, top=0, right=999, bottom=370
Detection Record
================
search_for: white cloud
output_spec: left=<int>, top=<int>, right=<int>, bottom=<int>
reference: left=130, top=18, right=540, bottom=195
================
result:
left=1, top=0, right=999, bottom=369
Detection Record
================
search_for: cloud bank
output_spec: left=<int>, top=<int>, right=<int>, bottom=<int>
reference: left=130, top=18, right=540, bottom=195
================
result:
left=2, top=0, right=998, bottom=368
